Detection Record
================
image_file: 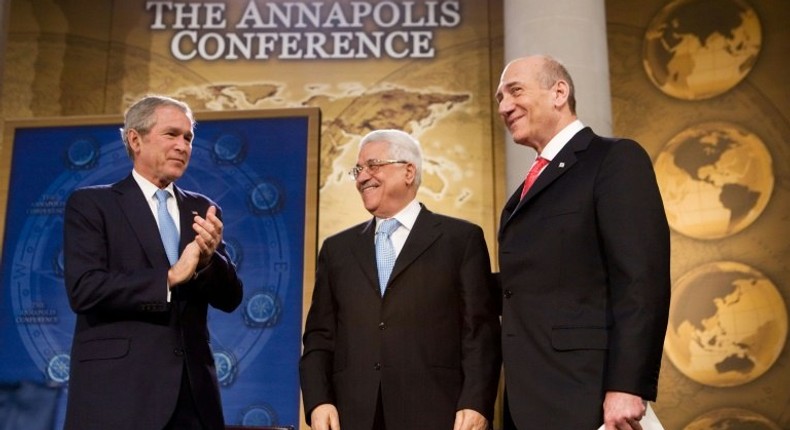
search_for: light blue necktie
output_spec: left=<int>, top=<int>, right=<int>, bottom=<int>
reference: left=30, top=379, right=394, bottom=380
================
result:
left=375, top=218, right=400, bottom=296
left=155, top=189, right=179, bottom=265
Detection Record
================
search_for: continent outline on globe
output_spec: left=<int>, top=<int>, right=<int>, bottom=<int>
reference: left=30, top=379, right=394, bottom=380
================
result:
left=664, top=260, right=787, bottom=388
left=642, top=0, right=762, bottom=101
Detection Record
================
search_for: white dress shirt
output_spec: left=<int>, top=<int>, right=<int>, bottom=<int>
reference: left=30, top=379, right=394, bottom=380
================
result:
left=131, top=169, right=180, bottom=300
left=375, top=198, right=421, bottom=258
left=132, top=169, right=181, bottom=235
left=540, top=119, right=585, bottom=162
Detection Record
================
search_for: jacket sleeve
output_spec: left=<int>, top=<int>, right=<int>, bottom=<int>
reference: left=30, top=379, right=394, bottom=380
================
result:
left=596, top=140, right=671, bottom=400
left=299, top=243, right=337, bottom=423
left=456, top=226, right=502, bottom=420
left=189, top=204, right=244, bottom=313
left=64, top=188, right=171, bottom=314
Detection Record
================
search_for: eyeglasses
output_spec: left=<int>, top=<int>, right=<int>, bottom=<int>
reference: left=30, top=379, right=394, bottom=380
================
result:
left=349, top=159, right=408, bottom=179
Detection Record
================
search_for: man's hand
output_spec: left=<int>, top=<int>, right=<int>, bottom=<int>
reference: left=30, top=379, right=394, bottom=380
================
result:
left=603, top=391, right=646, bottom=430
left=192, top=205, right=222, bottom=266
left=453, top=409, right=488, bottom=430
left=167, top=241, right=200, bottom=288
left=310, top=403, right=340, bottom=430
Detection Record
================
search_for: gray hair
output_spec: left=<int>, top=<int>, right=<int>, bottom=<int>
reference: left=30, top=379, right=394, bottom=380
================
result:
left=537, top=56, right=577, bottom=115
left=120, top=95, right=194, bottom=159
left=360, top=129, right=423, bottom=187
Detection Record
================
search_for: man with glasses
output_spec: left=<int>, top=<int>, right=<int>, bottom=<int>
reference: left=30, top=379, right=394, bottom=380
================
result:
left=300, top=129, right=501, bottom=430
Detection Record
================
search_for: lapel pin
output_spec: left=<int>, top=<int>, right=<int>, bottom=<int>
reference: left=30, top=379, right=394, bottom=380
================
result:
left=558, top=162, right=565, bottom=168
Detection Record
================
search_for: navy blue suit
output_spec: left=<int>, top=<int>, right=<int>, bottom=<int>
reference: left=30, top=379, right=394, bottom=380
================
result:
left=63, top=174, right=243, bottom=430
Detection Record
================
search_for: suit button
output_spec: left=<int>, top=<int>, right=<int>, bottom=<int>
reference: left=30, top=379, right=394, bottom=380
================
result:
left=374, top=362, right=381, bottom=370
left=173, top=348, right=184, bottom=356
left=504, top=289, right=513, bottom=298
left=378, top=322, right=385, bottom=330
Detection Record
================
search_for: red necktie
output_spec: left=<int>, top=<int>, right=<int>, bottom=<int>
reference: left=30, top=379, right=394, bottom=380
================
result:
left=520, top=157, right=549, bottom=199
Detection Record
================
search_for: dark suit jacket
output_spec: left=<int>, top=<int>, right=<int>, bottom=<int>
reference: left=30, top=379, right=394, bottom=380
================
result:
left=300, top=205, right=501, bottom=430
left=498, top=128, right=670, bottom=429
left=63, top=174, right=243, bottom=430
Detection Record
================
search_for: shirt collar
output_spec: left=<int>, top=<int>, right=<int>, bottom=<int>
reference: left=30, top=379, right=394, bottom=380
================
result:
left=376, top=198, right=421, bottom=231
left=540, top=119, right=585, bottom=161
left=132, top=169, right=175, bottom=199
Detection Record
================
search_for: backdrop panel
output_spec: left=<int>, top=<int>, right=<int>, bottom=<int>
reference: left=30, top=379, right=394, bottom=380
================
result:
left=0, top=107, right=320, bottom=428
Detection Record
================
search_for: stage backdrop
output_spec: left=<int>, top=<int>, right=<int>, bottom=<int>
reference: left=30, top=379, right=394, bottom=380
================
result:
left=0, top=108, right=320, bottom=428
left=0, top=2, right=505, bottom=427
left=0, top=0, right=505, bottom=252
left=607, top=0, right=790, bottom=428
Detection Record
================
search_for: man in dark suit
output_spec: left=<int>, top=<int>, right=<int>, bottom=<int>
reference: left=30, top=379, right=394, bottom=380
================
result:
left=300, top=129, right=501, bottom=430
left=63, top=95, right=243, bottom=429
left=494, top=55, right=670, bottom=429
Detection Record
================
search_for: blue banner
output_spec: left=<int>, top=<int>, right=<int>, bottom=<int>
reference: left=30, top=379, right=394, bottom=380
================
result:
left=0, top=110, right=318, bottom=428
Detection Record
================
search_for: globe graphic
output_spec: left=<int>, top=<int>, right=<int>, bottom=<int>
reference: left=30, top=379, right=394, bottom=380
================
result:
left=654, top=121, right=773, bottom=240
left=643, top=0, right=762, bottom=100
left=664, top=261, right=787, bottom=387
left=683, top=408, right=781, bottom=430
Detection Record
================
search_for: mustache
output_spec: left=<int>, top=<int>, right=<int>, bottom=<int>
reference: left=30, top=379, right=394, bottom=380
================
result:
left=359, top=179, right=377, bottom=190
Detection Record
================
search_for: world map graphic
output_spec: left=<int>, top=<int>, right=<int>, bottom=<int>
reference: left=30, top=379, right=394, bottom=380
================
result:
left=654, top=122, right=773, bottom=240
left=643, top=0, right=762, bottom=100
left=664, top=261, right=787, bottom=388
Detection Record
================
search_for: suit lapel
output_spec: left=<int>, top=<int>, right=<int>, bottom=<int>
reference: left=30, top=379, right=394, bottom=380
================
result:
left=500, top=187, right=521, bottom=232
left=350, top=207, right=443, bottom=296
left=502, top=127, right=595, bottom=229
left=113, top=175, right=168, bottom=266
left=173, top=185, right=195, bottom=256
left=349, top=219, right=380, bottom=294
left=387, top=206, right=441, bottom=291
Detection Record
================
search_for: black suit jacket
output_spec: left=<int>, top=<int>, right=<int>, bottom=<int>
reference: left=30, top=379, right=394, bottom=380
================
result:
left=300, top=205, right=501, bottom=430
left=498, top=128, right=670, bottom=429
left=63, top=174, right=243, bottom=430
